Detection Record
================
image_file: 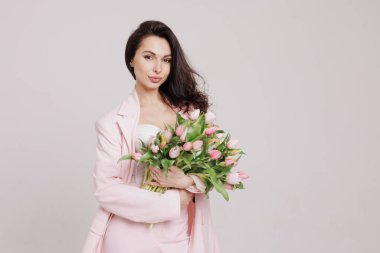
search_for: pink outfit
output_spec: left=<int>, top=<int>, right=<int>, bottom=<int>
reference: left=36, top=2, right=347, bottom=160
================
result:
left=102, top=124, right=199, bottom=253
left=81, top=86, right=221, bottom=253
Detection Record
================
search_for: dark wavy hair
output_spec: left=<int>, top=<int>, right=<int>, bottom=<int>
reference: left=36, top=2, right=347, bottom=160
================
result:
left=125, top=20, right=211, bottom=114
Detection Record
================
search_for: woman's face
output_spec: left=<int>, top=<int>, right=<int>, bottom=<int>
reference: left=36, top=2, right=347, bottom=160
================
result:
left=131, top=35, right=172, bottom=90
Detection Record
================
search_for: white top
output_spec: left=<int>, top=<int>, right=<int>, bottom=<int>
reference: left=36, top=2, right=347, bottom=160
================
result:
left=135, top=124, right=162, bottom=153
left=131, top=124, right=161, bottom=185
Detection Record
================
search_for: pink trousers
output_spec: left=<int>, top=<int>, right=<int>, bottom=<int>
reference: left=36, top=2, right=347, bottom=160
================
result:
left=101, top=163, right=190, bottom=253
left=102, top=205, right=189, bottom=253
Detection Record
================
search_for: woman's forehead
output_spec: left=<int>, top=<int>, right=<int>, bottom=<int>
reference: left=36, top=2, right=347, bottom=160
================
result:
left=138, top=36, right=171, bottom=56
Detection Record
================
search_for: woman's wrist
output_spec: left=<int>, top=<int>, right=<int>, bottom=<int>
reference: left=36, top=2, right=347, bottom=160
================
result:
left=179, top=175, right=194, bottom=189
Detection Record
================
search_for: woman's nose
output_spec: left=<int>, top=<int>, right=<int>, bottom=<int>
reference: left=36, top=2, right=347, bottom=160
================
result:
left=153, top=61, right=162, bottom=73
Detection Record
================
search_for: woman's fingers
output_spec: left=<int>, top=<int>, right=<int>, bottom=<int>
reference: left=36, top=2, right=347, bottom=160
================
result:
left=151, top=167, right=163, bottom=176
left=149, top=168, right=166, bottom=185
left=150, top=167, right=159, bottom=179
left=149, top=167, right=183, bottom=188
left=169, top=166, right=182, bottom=173
left=168, top=165, right=178, bottom=171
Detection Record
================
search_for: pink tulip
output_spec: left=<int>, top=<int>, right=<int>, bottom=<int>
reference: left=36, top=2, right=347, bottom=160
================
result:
left=169, top=146, right=181, bottom=158
left=164, top=130, right=172, bottom=142
left=226, top=170, right=250, bottom=185
left=189, top=109, right=200, bottom=121
left=208, top=149, right=222, bottom=160
left=177, top=109, right=189, bottom=120
left=205, top=110, right=216, bottom=124
left=175, top=124, right=184, bottom=136
left=238, top=171, right=249, bottom=179
left=227, top=139, right=239, bottom=149
left=204, top=126, right=218, bottom=136
left=150, top=144, right=159, bottom=153
left=182, top=142, right=193, bottom=151
left=132, top=152, right=142, bottom=161
left=192, top=140, right=204, bottom=151
left=225, top=157, right=237, bottom=167
left=180, top=127, right=188, bottom=142
left=216, top=133, right=224, bottom=139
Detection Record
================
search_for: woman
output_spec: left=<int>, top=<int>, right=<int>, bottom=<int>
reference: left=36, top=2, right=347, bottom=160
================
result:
left=81, top=20, right=225, bottom=253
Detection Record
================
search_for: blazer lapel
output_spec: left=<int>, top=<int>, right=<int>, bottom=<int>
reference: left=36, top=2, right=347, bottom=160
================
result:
left=116, top=87, right=140, bottom=154
left=116, top=86, right=191, bottom=164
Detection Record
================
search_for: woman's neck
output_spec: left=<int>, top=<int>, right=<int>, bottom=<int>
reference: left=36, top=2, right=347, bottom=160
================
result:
left=135, top=83, right=164, bottom=107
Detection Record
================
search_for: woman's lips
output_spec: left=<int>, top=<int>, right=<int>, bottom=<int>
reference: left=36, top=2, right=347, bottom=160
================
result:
left=149, top=76, right=162, bottom=83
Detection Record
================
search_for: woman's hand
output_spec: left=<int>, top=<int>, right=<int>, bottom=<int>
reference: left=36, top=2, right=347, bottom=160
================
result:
left=147, top=166, right=195, bottom=189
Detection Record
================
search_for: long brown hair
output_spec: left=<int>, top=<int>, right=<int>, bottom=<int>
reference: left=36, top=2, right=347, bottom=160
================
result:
left=125, top=20, right=211, bottom=114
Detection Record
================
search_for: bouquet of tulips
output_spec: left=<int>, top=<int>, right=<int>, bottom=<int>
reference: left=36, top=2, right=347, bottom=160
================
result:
left=118, top=109, right=249, bottom=201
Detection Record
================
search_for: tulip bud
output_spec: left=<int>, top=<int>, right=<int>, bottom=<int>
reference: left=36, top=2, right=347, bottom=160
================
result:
left=150, top=144, right=159, bottom=154
left=189, top=109, right=200, bottom=121
left=225, top=157, right=237, bottom=167
left=169, top=146, right=181, bottom=158
left=208, top=149, right=222, bottom=160
left=183, top=142, right=193, bottom=151
left=180, top=127, right=188, bottom=142
left=192, top=140, right=204, bottom=151
left=175, top=124, right=184, bottom=136
left=204, top=126, right=218, bottom=136
left=226, top=170, right=250, bottom=185
left=237, top=171, right=249, bottom=179
left=226, top=172, right=240, bottom=185
left=132, top=152, right=142, bottom=161
left=227, top=139, right=239, bottom=149
left=178, top=110, right=189, bottom=120
left=205, top=110, right=216, bottom=124
left=216, top=133, right=224, bottom=139
left=164, top=130, right=172, bottom=142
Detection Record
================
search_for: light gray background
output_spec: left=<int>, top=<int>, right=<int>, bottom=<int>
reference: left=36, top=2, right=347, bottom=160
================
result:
left=1, top=1, right=379, bottom=252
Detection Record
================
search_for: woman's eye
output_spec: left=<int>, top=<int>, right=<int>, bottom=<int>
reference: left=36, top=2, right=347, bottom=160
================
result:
left=144, top=55, right=152, bottom=60
left=164, top=59, right=172, bottom=63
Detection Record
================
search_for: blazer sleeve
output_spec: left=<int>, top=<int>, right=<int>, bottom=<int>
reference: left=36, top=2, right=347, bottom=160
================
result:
left=92, top=117, right=181, bottom=224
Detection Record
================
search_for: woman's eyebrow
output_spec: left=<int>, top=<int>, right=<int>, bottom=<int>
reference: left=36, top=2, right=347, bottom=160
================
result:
left=142, top=50, right=171, bottom=57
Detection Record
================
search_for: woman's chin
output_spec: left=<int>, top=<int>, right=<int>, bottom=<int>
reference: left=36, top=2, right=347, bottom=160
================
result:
left=136, top=82, right=160, bottom=90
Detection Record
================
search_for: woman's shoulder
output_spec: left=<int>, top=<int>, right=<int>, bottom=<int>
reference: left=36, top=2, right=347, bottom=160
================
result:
left=94, top=101, right=125, bottom=131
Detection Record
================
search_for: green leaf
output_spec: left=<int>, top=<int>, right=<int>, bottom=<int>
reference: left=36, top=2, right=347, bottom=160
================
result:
left=207, top=168, right=229, bottom=201
left=234, top=182, right=244, bottom=189
left=139, top=151, right=152, bottom=163
left=161, top=159, right=175, bottom=176
left=117, top=154, right=132, bottom=163
left=214, top=179, right=229, bottom=201
left=187, top=114, right=205, bottom=141
left=183, top=153, right=193, bottom=168
left=177, top=112, right=185, bottom=124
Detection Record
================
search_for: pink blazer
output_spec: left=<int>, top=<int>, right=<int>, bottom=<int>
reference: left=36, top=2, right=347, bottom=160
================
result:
left=81, top=86, right=221, bottom=253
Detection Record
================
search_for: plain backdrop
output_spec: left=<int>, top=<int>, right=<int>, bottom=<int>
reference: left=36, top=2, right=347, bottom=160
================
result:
left=1, top=0, right=379, bottom=252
